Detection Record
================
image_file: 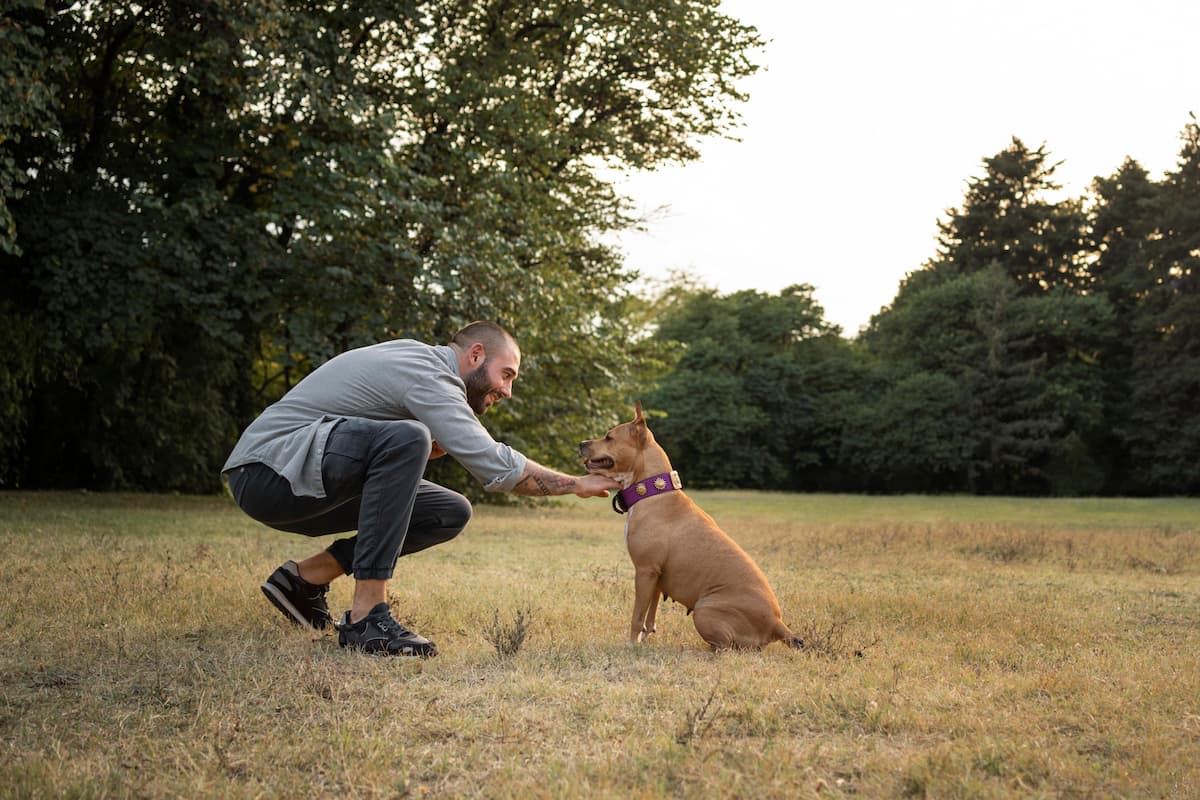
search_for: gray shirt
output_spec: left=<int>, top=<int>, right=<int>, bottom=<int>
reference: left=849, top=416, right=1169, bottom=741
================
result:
left=222, top=339, right=527, bottom=497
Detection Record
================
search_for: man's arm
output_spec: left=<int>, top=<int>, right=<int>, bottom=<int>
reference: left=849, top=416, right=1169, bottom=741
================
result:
left=512, top=460, right=619, bottom=498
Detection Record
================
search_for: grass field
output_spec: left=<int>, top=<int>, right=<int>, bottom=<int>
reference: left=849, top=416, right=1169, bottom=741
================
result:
left=1, top=490, right=1198, bottom=798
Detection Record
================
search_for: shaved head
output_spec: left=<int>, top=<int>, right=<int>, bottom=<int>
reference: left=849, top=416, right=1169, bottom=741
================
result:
left=450, top=321, right=519, bottom=357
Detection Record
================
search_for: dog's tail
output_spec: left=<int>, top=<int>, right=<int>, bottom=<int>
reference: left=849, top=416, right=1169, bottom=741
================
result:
left=775, top=620, right=804, bottom=650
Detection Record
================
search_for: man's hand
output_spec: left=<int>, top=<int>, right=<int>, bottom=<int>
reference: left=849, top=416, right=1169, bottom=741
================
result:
left=574, top=473, right=621, bottom=498
left=429, top=441, right=447, bottom=460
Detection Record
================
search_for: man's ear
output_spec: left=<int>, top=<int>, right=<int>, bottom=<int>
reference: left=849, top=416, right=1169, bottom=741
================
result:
left=468, top=342, right=486, bottom=364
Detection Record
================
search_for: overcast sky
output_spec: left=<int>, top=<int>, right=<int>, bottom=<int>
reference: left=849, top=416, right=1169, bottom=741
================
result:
left=606, top=0, right=1200, bottom=335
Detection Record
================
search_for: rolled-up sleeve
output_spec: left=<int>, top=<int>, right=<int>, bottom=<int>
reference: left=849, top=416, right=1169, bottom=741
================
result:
left=403, top=374, right=527, bottom=492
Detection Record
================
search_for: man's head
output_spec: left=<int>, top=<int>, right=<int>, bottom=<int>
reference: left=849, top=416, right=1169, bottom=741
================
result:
left=451, top=321, right=521, bottom=414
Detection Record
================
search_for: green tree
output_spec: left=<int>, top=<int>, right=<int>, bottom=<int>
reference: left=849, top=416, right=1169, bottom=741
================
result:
left=865, top=266, right=1110, bottom=494
left=1086, top=157, right=1161, bottom=490
left=646, top=284, right=854, bottom=489
left=2, top=0, right=763, bottom=491
left=1125, top=117, right=1200, bottom=493
left=0, top=1, right=63, bottom=485
left=908, top=137, right=1087, bottom=297
left=0, top=0, right=59, bottom=255
left=860, top=135, right=1131, bottom=495
left=1019, top=288, right=1114, bottom=494
left=839, top=371, right=972, bottom=491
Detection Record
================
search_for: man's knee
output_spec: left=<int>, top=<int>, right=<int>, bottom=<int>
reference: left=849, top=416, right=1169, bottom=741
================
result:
left=416, top=488, right=472, bottom=543
left=443, top=492, right=473, bottom=533
left=372, top=419, right=432, bottom=458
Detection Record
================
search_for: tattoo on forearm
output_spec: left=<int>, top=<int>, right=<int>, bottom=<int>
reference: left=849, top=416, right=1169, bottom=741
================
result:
left=515, top=466, right=575, bottom=496
left=516, top=474, right=552, bottom=494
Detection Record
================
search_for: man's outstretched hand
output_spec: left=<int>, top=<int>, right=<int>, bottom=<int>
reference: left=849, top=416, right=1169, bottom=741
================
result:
left=513, top=462, right=621, bottom=498
left=575, top=473, right=621, bottom=498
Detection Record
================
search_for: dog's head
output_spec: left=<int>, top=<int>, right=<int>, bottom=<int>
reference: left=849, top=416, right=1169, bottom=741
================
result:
left=579, top=401, right=666, bottom=487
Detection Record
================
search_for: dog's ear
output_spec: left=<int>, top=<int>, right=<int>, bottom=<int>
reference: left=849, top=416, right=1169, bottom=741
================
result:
left=633, top=400, right=648, bottom=443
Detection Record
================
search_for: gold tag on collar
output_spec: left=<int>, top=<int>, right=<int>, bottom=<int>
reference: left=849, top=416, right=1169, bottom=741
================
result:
left=636, top=483, right=647, bottom=496
left=654, top=477, right=667, bottom=490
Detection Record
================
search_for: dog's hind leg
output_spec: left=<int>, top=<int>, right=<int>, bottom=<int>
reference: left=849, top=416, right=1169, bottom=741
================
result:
left=692, top=605, right=737, bottom=651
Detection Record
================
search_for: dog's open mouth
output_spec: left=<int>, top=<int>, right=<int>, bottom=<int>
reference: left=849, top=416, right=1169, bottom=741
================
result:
left=584, top=456, right=615, bottom=472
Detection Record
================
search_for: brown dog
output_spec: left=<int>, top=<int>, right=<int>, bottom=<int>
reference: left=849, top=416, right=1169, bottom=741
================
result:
left=580, top=402, right=803, bottom=651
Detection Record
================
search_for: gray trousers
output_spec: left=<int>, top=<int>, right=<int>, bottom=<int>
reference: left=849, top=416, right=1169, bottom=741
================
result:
left=227, top=418, right=473, bottom=580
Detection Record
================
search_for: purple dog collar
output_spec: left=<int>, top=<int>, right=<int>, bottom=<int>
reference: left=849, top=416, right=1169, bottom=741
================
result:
left=612, top=470, right=683, bottom=514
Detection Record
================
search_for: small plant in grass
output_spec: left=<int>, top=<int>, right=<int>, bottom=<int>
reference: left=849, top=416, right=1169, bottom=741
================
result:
left=794, top=616, right=878, bottom=659
left=483, top=605, right=534, bottom=656
left=676, top=685, right=722, bottom=746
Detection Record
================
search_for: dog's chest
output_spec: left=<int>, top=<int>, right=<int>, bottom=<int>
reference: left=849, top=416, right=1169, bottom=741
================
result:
left=623, top=504, right=663, bottom=558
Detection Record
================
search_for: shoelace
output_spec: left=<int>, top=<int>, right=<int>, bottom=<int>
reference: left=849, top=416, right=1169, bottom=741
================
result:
left=304, top=584, right=331, bottom=622
left=375, top=615, right=415, bottom=638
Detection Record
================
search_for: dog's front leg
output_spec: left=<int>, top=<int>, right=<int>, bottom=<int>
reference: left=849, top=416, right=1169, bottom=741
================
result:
left=630, top=567, right=660, bottom=642
left=642, top=591, right=664, bottom=636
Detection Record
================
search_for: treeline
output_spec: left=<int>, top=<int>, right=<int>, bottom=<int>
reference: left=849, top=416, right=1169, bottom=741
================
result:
left=3, top=3, right=1196, bottom=497
left=647, top=134, right=1200, bottom=496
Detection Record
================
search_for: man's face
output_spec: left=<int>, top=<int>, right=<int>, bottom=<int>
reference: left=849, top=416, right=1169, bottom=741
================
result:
left=464, top=344, right=520, bottom=414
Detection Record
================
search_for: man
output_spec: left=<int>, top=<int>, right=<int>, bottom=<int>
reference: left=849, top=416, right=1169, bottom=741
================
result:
left=224, top=321, right=618, bottom=657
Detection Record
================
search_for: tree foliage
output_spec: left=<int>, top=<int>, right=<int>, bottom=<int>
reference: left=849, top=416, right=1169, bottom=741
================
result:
left=644, top=284, right=855, bottom=489
left=647, top=126, right=1198, bottom=496
left=5, top=0, right=1197, bottom=497
left=1, top=0, right=761, bottom=491
left=1122, top=120, right=1200, bottom=493
left=849, top=130, right=1195, bottom=494
left=929, top=137, right=1088, bottom=292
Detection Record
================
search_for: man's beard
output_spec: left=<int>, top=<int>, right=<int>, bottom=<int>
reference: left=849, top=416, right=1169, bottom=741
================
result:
left=464, top=360, right=498, bottom=414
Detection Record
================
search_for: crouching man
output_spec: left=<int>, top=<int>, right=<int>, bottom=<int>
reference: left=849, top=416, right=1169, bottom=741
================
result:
left=224, top=321, right=618, bottom=657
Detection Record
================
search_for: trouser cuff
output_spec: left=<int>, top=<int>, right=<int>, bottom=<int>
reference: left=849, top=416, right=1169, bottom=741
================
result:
left=352, top=568, right=394, bottom=580
left=326, top=538, right=356, bottom=576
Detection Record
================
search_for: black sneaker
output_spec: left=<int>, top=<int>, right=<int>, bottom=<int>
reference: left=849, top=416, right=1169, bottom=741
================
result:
left=261, top=560, right=332, bottom=631
left=337, top=603, right=438, bottom=658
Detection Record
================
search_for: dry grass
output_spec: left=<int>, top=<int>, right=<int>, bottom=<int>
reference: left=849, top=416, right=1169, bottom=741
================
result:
left=1, top=490, right=1198, bottom=798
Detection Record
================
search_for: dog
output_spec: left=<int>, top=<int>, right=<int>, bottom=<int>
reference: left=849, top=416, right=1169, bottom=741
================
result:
left=580, top=402, right=803, bottom=651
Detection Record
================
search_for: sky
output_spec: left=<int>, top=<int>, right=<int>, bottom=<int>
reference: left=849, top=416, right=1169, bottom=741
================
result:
left=606, top=0, right=1200, bottom=336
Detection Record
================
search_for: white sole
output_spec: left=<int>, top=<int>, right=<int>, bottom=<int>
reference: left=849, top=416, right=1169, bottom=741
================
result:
left=261, top=581, right=319, bottom=632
